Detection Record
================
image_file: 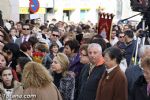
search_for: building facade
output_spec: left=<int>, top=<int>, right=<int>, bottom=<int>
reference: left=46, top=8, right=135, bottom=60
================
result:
left=0, top=0, right=142, bottom=24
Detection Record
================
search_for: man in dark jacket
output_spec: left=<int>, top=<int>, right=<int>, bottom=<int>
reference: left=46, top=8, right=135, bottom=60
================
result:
left=77, top=43, right=105, bottom=100
left=131, top=56, right=150, bottom=100
left=124, top=30, right=137, bottom=67
left=126, top=45, right=150, bottom=100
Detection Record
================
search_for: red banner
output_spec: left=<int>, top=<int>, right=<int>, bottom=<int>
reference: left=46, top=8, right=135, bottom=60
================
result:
left=98, top=13, right=114, bottom=41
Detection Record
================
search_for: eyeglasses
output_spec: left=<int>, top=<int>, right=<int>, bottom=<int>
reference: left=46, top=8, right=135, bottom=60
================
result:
left=23, top=28, right=30, bottom=30
left=52, top=34, right=59, bottom=37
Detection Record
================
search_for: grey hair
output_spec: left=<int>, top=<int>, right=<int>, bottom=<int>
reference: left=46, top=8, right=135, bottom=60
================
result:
left=87, top=43, right=102, bottom=53
left=139, top=45, right=150, bottom=57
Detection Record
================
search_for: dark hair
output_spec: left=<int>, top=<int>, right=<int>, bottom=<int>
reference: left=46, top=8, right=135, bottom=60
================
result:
left=0, top=67, right=13, bottom=77
left=40, top=25, right=47, bottom=31
left=16, top=21, right=23, bottom=26
left=51, top=26, right=59, bottom=34
left=50, top=42, right=59, bottom=52
left=92, top=34, right=102, bottom=40
left=9, top=27, right=17, bottom=39
left=104, top=47, right=123, bottom=64
left=80, top=44, right=89, bottom=55
left=64, top=39, right=80, bottom=53
left=17, top=57, right=31, bottom=70
left=3, top=43, right=20, bottom=58
left=20, top=42, right=32, bottom=52
left=124, top=30, right=134, bottom=38
left=0, top=28, right=11, bottom=43
left=28, top=36, right=39, bottom=47
left=23, top=23, right=30, bottom=29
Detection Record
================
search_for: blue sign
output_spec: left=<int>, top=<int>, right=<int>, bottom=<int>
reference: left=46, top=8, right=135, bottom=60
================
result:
left=29, top=0, right=40, bottom=13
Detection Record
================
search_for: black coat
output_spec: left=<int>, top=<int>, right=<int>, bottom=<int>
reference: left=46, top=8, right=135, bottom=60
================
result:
left=131, top=75, right=150, bottom=100
left=77, top=64, right=105, bottom=100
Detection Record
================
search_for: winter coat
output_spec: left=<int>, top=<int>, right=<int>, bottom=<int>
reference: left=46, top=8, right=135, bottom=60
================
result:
left=131, top=75, right=150, bottom=100
left=77, top=64, right=105, bottom=100
left=96, top=66, right=128, bottom=100
left=0, top=80, right=23, bottom=100
left=23, top=83, right=62, bottom=100
left=59, top=72, right=75, bottom=100
left=125, top=65, right=143, bottom=100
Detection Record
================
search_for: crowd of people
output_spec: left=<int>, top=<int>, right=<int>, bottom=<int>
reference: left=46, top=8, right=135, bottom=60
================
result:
left=0, top=14, right=150, bottom=100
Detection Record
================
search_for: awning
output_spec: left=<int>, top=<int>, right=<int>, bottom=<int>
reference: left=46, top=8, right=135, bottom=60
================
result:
left=19, top=7, right=46, bottom=14
left=63, top=8, right=75, bottom=10
left=80, top=8, right=90, bottom=10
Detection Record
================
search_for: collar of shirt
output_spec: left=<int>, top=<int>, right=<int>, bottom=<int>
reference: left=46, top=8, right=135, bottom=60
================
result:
left=96, top=56, right=105, bottom=66
left=22, top=35, right=30, bottom=42
left=138, top=59, right=144, bottom=70
left=106, top=65, right=118, bottom=73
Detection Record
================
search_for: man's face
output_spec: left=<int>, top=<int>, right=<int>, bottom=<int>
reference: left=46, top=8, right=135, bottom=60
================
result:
left=88, top=46, right=101, bottom=64
left=118, top=33, right=125, bottom=42
left=22, top=25, right=30, bottom=36
left=50, top=31, right=60, bottom=42
left=16, top=24, right=22, bottom=31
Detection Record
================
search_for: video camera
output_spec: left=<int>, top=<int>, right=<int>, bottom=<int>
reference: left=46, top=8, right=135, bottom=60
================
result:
left=130, top=0, right=150, bottom=12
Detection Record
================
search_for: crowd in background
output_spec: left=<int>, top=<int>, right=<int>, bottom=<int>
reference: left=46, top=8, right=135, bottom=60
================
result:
left=0, top=11, right=150, bottom=100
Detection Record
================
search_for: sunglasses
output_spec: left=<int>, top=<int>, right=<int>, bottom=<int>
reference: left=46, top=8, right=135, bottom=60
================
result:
left=23, top=28, right=30, bottom=30
left=52, top=34, right=59, bottom=37
left=119, top=36, right=124, bottom=38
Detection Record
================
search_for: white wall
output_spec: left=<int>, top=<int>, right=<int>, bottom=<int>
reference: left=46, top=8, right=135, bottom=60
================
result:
left=9, top=0, right=19, bottom=22
left=0, top=0, right=11, bottom=20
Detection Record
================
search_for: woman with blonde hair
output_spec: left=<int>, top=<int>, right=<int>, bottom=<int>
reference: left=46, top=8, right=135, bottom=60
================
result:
left=51, top=53, right=75, bottom=100
left=22, top=62, right=62, bottom=100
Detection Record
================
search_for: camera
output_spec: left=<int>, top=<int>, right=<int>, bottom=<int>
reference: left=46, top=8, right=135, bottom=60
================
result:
left=130, top=0, right=150, bottom=12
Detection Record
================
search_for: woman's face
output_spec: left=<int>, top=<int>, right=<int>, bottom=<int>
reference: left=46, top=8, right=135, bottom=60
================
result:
left=0, top=54, right=6, bottom=70
left=2, top=69, right=13, bottom=86
left=10, top=29, right=17, bottom=36
left=2, top=50, right=13, bottom=62
left=51, top=46, right=59, bottom=53
left=104, top=53, right=115, bottom=68
left=0, top=31, right=4, bottom=41
left=63, top=45, right=72, bottom=57
left=80, top=50, right=89, bottom=64
left=51, top=57, right=62, bottom=73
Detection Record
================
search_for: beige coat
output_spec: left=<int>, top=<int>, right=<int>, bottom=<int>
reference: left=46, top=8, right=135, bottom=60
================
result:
left=22, top=83, right=62, bottom=100
left=0, top=80, right=23, bottom=100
